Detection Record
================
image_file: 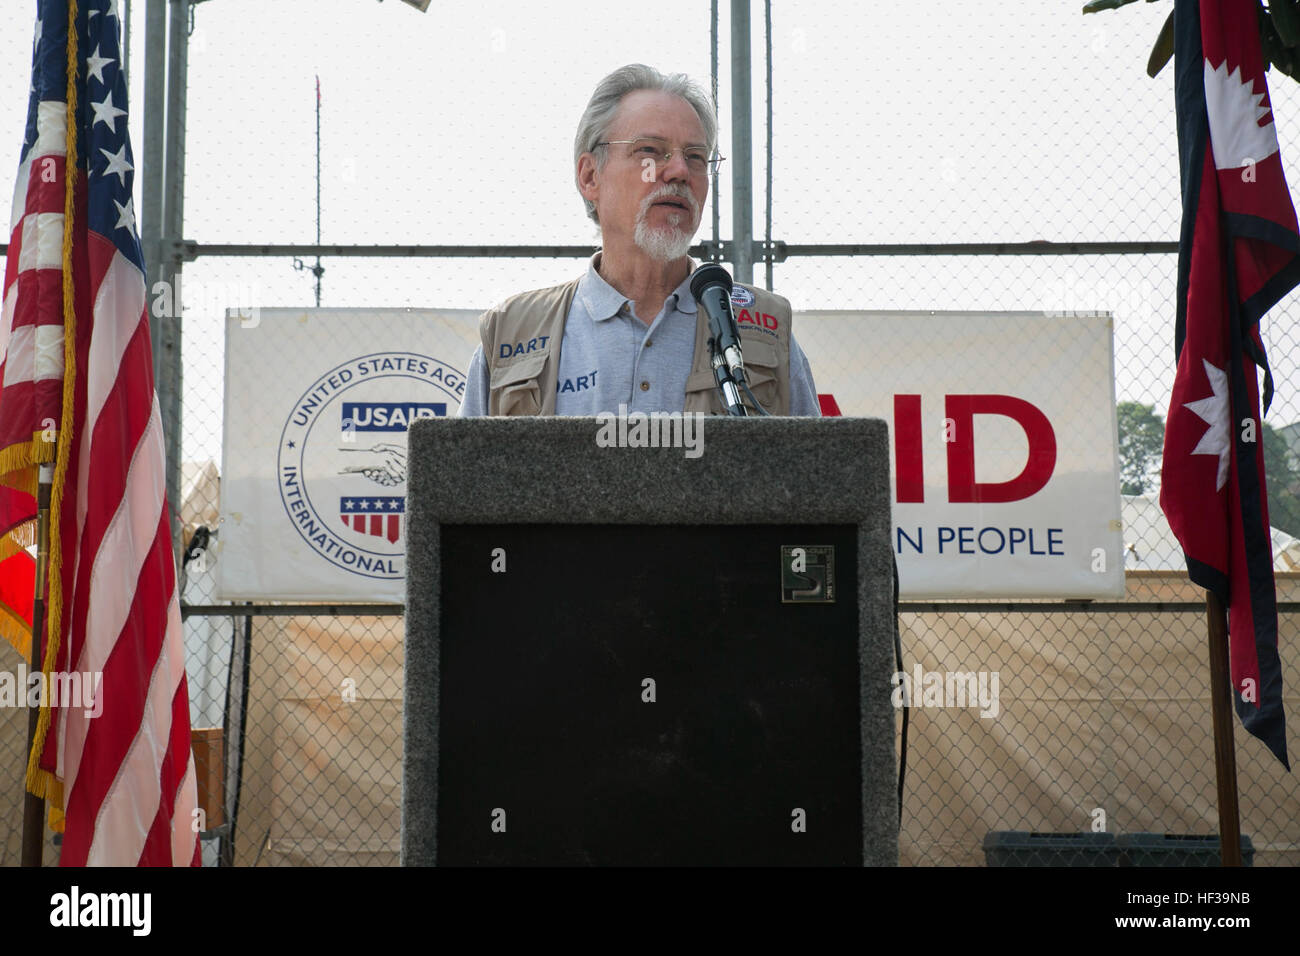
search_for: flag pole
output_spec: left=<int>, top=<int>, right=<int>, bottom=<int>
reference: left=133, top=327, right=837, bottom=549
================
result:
left=1205, top=589, right=1243, bottom=866
left=20, top=462, right=54, bottom=867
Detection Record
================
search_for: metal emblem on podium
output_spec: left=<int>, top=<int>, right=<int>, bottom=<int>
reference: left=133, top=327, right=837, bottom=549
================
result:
left=780, top=545, right=835, bottom=603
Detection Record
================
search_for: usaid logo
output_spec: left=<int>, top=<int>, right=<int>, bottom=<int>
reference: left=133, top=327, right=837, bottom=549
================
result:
left=341, top=402, right=445, bottom=431
left=278, top=351, right=465, bottom=580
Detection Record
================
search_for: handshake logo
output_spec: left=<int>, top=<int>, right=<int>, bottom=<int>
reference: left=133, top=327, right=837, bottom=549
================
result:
left=339, top=442, right=407, bottom=487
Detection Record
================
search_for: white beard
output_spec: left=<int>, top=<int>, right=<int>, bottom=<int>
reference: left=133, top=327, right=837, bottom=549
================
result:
left=634, top=206, right=695, bottom=261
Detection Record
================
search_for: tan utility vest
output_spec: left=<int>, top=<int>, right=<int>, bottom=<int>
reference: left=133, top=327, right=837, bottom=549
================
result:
left=479, top=266, right=795, bottom=416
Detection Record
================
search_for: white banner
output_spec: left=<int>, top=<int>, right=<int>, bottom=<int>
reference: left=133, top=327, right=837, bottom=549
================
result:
left=220, top=307, right=1122, bottom=602
left=218, top=308, right=480, bottom=601
left=796, top=311, right=1124, bottom=599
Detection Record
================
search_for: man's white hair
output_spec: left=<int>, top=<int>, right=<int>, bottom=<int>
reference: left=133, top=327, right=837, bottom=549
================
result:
left=573, top=64, right=718, bottom=225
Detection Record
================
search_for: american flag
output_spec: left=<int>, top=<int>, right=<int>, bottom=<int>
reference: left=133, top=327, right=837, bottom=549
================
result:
left=0, top=0, right=201, bottom=864
left=1160, top=0, right=1299, bottom=769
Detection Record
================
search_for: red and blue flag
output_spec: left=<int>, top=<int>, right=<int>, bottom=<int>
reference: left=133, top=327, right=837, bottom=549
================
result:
left=1160, top=0, right=1300, bottom=769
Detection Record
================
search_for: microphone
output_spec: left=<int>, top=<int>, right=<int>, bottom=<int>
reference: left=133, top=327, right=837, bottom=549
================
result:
left=689, top=264, right=746, bottom=385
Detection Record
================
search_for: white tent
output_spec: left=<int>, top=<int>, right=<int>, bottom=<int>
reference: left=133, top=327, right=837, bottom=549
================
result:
left=1121, top=493, right=1300, bottom=572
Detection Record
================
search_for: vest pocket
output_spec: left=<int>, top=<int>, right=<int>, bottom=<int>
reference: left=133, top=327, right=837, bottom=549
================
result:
left=683, top=368, right=721, bottom=415
left=735, top=337, right=781, bottom=414
left=490, top=352, right=549, bottom=416
left=684, top=337, right=781, bottom=415
left=743, top=339, right=781, bottom=412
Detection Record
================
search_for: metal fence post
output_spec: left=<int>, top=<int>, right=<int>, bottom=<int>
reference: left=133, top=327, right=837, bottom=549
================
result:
left=160, top=0, right=190, bottom=563
left=730, top=0, right=753, bottom=283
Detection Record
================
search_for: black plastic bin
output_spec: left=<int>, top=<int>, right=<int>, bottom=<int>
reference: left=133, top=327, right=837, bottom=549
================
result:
left=1118, top=833, right=1254, bottom=867
left=983, top=831, right=1120, bottom=867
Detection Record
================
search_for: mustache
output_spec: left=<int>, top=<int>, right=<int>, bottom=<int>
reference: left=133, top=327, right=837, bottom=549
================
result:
left=639, top=185, right=699, bottom=218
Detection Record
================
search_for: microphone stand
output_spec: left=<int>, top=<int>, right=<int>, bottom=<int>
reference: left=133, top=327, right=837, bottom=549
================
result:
left=709, top=335, right=748, bottom=416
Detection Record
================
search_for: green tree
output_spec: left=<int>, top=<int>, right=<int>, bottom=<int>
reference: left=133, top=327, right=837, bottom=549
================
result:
left=1116, top=401, right=1166, bottom=495
left=1114, top=401, right=1300, bottom=533
left=1262, top=421, right=1300, bottom=538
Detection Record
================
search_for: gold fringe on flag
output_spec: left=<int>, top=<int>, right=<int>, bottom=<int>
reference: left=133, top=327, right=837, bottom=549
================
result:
left=0, top=439, right=51, bottom=492
left=0, top=529, right=37, bottom=659
left=0, top=604, right=33, bottom=661
left=25, top=0, right=79, bottom=815
left=0, top=397, right=52, bottom=662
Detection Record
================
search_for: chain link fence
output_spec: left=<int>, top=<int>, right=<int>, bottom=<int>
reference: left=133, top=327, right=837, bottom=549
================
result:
left=3, top=0, right=1299, bottom=865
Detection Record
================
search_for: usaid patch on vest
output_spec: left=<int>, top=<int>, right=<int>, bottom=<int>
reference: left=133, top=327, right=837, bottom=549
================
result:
left=730, top=286, right=755, bottom=307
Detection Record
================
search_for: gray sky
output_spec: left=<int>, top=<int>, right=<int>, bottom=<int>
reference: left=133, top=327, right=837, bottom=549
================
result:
left=3, top=0, right=1299, bottom=464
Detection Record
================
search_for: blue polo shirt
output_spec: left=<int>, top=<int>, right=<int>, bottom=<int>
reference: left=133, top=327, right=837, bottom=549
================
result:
left=457, top=253, right=821, bottom=417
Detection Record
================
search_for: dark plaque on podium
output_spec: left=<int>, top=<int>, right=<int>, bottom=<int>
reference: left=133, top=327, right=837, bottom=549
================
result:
left=438, top=523, right=859, bottom=865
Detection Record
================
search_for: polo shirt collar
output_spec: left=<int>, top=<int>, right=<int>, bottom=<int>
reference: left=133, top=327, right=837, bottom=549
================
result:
left=673, top=262, right=699, bottom=315
left=579, top=251, right=700, bottom=322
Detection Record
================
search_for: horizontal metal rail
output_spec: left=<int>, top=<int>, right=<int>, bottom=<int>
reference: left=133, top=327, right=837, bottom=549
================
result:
left=181, top=603, right=404, bottom=618
left=170, top=239, right=1182, bottom=262
left=0, top=240, right=1180, bottom=261
left=899, top=601, right=1300, bottom=613
left=180, top=600, right=1300, bottom=617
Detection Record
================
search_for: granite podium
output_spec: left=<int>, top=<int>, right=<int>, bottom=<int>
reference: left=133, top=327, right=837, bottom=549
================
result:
left=401, top=416, right=896, bottom=865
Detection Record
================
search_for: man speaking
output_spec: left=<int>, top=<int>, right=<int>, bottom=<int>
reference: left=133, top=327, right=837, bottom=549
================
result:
left=457, top=64, right=820, bottom=417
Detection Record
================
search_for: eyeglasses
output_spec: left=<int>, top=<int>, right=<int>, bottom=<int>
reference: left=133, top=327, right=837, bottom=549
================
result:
left=594, top=138, right=725, bottom=176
